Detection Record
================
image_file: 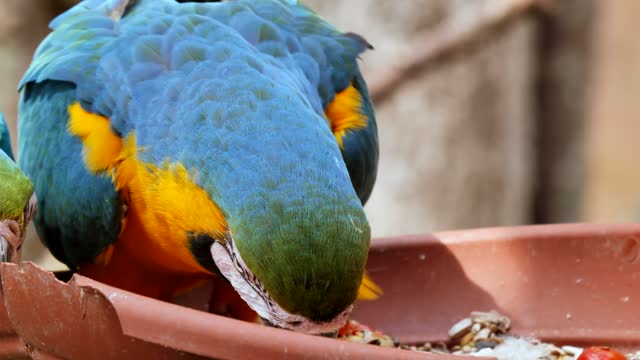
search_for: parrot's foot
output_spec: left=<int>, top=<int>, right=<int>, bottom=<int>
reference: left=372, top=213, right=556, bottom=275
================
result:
left=0, top=219, right=22, bottom=263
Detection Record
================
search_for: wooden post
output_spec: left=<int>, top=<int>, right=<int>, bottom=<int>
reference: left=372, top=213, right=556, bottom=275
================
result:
left=533, top=0, right=595, bottom=223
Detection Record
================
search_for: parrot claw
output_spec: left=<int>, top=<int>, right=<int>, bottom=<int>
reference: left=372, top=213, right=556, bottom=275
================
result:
left=0, top=235, right=8, bottom=262
left=0, top=220, right=22, bottom=263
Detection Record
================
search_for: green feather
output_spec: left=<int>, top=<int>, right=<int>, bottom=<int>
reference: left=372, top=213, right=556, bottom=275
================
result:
left=0, top=116, right=33, bottom=221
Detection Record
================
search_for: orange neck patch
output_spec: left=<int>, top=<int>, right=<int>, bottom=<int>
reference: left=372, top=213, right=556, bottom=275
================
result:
left=114, top=134, right=228, bottom=274
left=324, top=84, right=368, bottom=148
left=67, top=102, right=123, bottom=173
left=67, top=102, right=227, bottom=275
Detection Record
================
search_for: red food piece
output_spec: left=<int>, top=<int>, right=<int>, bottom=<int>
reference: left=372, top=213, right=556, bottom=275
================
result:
left=578, top=346, right=627, bottom=360
left=338, top=320, right=372, bottom=337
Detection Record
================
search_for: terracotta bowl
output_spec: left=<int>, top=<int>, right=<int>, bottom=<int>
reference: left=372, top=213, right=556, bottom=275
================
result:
left=0, top=223, right=639, bottom=359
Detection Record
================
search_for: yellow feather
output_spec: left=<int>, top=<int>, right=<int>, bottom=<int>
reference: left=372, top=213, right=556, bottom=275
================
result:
left=67, top=102, right=122, bottom=173
left=324, top=84, right=368, bottom=148
left=357, top=273, right=382, bottom=300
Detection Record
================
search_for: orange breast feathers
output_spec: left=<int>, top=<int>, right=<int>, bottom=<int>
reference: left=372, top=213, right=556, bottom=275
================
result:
left=68, top=102, right=227, bottom=280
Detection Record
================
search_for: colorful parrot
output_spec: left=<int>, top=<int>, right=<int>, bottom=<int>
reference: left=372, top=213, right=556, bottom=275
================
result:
left=0, top=113, right=37, bottom=263
left=18, top=0, right=379, bottom=335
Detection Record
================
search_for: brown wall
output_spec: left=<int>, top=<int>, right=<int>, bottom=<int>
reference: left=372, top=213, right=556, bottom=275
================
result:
left=584, top=1, right=640, bottom=222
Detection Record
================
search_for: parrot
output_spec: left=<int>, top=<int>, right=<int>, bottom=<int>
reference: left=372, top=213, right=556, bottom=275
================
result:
left=18, top=0, right=379, bottom=336
left=0, top=113, right=37, bottom=263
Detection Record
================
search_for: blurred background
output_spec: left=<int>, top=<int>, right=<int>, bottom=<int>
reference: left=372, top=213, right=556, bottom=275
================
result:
left=0, top=0, right=636, bottom=269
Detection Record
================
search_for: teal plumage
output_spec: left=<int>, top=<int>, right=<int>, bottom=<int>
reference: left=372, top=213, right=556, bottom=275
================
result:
left=0, top=113, right=13, bottom=160
left=19, top=82, right=122, bottom=265
left=19, top=0, right=378, bottom=328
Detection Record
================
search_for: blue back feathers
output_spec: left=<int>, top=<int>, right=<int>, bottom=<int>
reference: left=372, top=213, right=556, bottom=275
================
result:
left=21, top=0, right=372, bottom=215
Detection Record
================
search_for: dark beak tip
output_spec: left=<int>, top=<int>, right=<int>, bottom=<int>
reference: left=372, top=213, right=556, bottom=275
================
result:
left=260, top=317, right=275, bottom=327
left=260, top=317, right=338, bottom=339
left=319, top=330, right=338, bottom=339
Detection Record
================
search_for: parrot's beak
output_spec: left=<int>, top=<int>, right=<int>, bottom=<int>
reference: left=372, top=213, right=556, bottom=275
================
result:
left=260, top=317, right=338, bottom=338
left=319, top=331, right=339, bottom=338
left=212, top=237, right=353, bottom=335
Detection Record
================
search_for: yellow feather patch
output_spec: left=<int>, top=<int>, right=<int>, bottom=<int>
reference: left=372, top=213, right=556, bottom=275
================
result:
left=67, top=103, right=228, bottom=274
left=357, top=273, right=382, bottom=300
left=324, top=84, right=368, bottom=149
left=113, top=134, right=229, bottom=274
left=112, top=134, right=138, bottom=191
left=67, top=102, right=122, bottom=173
